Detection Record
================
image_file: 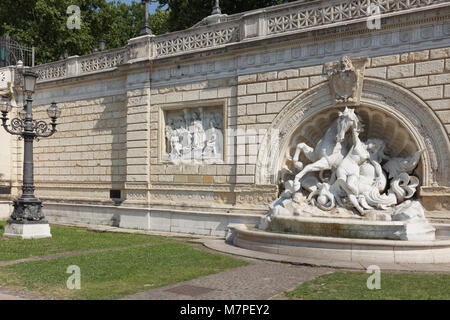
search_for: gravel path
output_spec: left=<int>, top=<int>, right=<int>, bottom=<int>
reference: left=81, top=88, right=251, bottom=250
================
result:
left=122, top=259, right=333, bottom=300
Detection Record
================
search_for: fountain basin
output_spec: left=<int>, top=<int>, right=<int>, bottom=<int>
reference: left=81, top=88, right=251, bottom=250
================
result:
left=265, top=216, right=436, bottom=241
left=227, top=224, right=450, bottom=264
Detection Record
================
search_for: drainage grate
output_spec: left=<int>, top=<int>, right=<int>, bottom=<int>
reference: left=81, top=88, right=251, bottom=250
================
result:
left=165, top=284, right=215, bottom=297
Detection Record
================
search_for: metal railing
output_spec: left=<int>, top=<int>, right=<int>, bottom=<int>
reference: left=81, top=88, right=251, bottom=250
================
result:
left=0, top=35, right=34, bottom=68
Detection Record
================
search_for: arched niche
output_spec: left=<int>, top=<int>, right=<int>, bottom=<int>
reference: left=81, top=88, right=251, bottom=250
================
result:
left=255, top=78, right=450, bottom=188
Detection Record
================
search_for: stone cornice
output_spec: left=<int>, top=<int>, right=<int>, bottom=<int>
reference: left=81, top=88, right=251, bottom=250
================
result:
left=23, top=0, right=449, bottom=86
left=150, top=12, right=450, bottom=88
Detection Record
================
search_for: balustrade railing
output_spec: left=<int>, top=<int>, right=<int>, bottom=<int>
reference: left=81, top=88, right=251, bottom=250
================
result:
left=24, top=0, right=449, bottom=83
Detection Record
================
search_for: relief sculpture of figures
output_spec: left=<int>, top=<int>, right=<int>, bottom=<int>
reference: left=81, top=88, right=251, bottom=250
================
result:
left=164, top=107, right=223, bottom=163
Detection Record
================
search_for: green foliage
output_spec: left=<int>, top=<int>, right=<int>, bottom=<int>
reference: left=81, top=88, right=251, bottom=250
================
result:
left=0, top=0, right=169, bottom=65
left=284, top=272, right=450, bottom=300
left=0, top=0, right=301, bottom=65
left=159, top=0, right=295, bottom=32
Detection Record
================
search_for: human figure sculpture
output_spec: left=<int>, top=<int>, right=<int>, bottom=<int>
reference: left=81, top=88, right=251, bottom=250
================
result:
left=165, top=119, right=174, bottom=153
left=170, top=134, right=182, bottom=159
left=357, top=139, right=397, bottom=210
left=190, top=112, right=205, bottom=151
left=165, top=108, right=223, bottom=162
left=203, top=120, right=219, bottom=158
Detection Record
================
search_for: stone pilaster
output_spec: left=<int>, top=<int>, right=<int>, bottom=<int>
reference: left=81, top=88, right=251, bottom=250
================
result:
left=123, top=81, right=151, bottom=206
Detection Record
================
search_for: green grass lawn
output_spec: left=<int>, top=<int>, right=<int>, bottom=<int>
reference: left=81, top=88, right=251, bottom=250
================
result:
left=284, top=272, right=450, bottom=300
left=0, top=220, right=169, bottom=261
left=0, top=242, right=248, bottom=300
left=0, top=220, right=248, bottom=299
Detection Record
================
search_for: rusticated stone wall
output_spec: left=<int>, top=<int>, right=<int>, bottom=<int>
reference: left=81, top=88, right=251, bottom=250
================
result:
left=22, top=47, right=450, bottom=215
left=29, top=94, right=128, bottom=202
left=1, top=0, right=449, bottom=232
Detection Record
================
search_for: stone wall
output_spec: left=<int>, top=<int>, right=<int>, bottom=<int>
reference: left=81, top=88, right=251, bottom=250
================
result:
left=31, top=94, right=128, bottom=202
left=0, top=129, right=11, bottom=184
left=147, top=48, right=450, bottom=215
left=27, top=47, right=450, bottom=215
left=2, top=0, right=449, bottom=232
left=0, top=126, right=11, bottom=218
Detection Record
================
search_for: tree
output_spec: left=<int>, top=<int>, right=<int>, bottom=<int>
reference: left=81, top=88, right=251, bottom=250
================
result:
left=158, top=0, right=294, bottom=32
left=0, top=0, right=168, bottom=65
left=149, top=7, right=170, bottom=35
left=0, top=0, right=292, bottom=65
left=1, top=0, right=104, bottom=65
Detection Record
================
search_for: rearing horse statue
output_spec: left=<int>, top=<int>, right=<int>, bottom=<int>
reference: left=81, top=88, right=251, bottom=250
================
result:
left=293, top=107, right=362, bottom=191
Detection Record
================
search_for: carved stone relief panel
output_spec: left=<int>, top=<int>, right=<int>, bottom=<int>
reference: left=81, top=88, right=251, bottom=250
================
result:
left=162, top=106, right=224, bottom=163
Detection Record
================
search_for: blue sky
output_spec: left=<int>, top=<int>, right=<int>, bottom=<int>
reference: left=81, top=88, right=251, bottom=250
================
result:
left=106, top=0, right=164, bottom=14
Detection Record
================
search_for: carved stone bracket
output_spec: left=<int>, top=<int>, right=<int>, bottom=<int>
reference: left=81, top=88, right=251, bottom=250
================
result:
left=324, top=56, right=369, bottom=106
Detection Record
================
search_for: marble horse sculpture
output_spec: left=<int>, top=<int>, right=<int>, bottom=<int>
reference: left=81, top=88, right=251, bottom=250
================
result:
left=292, top=107, right=362, bottom=191
left=261, top=56, right=434, bottom=240
left=333, top=124, right=372, bottom=215
left=265, top=107, right=425, bottom=223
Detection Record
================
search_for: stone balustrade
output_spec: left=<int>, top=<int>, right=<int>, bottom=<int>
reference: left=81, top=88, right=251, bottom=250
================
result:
left=265, top=0, right=446, bottom=35
left=0, top=67, right=13, bottom=91
left=27, top=0, right=449, bottom=83
left=155, top=20, right=240, bottom=57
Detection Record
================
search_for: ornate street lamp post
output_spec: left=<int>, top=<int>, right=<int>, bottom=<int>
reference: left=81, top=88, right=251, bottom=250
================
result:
left=0, top=70, right=61, bottom=239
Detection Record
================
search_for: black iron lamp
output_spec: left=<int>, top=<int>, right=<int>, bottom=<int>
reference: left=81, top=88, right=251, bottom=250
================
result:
left=1, top=69, right=61, bottom=238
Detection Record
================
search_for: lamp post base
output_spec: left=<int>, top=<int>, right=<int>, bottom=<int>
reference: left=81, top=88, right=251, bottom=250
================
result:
left=3, top=220, right=52, bottom=239
left=140, top=25, right=153, bottom=36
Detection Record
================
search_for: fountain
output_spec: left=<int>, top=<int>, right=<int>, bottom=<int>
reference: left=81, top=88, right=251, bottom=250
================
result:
left=227, top=56, right=450, bottom=264
left=259, top=107, right=434, bottom=241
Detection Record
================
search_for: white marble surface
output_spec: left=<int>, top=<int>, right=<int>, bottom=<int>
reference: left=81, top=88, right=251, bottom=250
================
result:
left=163, top=106, right=223, bottom=163
left=229, top=224, right=450, bottom=264
left=42, top=202, right=261, bottom=237
left=264, top=101, right=432, bottom=240
left=265, top=215, right=435, bottom=241
left=3, top=222, right=52, bottom=239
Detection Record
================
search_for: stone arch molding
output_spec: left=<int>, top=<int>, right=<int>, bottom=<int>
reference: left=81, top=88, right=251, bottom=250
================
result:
left=255, top=78, right=450, bottom=187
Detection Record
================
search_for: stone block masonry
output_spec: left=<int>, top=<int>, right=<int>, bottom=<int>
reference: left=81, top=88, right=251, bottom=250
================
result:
left=2, top=0, right=448, bottom=231
left=31, top=94, right=127, bottom=202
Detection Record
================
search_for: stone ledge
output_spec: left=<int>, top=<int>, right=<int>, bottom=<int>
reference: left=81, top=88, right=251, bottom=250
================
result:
left=228, top=224, right=450, bottom=264
left=420, top=186, right=450, bottom=211
left=42, top=201, right=262, bottom=236
left=203, top=239, right=450, bottom=272
left=268, top=216, right=436, bottom=241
